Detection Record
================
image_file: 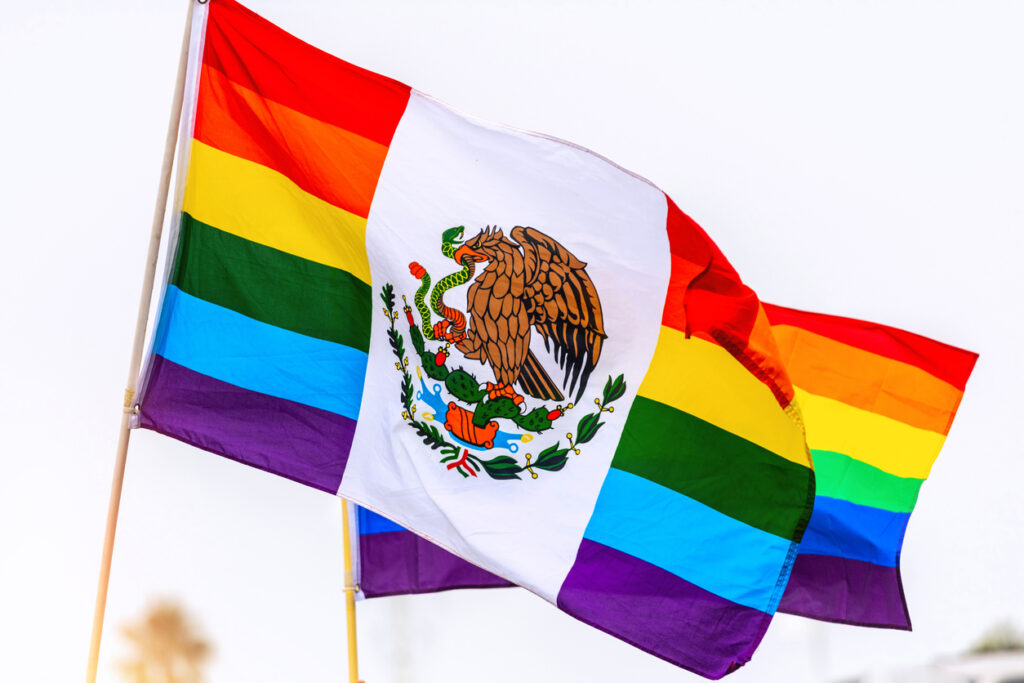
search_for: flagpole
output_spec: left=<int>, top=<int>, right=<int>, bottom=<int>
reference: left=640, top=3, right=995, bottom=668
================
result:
left=340, top=498, right=360, bottom=683
left=85, top=2, right=199, bottom=681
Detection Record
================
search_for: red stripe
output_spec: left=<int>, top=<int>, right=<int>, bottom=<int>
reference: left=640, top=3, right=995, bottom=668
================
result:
left=661, top=254, right=706, bottom=334
left=204, top=0, right=410, bottom=147
left=664, top=195, right=713, bottom=271
left=662, top=196, right=793, bottom=406
left=763, top=303, right=978, bottom=390
left=662, top=197, right=757, bottom=343
left=661, top=197, right=711, bottom=333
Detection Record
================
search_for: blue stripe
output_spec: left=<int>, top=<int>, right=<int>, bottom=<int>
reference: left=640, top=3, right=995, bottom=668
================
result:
left=154, top=286, right=367, bottom=419
left=583, top=468, right=795, bottom=613
left=798, top=496, right=910, bottom=567
left=357, top=507, right=406, bottom=535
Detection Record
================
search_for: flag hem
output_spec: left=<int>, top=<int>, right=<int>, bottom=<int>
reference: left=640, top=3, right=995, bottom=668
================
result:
left=361, top=582, right=511, bottom=600
left=556, top=600, right=770, bottom=680
left=135, top=0, right=211, bottom=416
left=777, top=562, right=913, bottom=631
left=138, top=420, right=341, bottom=496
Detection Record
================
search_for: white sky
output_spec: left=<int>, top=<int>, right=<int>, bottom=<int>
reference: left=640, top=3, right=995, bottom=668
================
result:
left=1, top=1, right=1022, bottom=681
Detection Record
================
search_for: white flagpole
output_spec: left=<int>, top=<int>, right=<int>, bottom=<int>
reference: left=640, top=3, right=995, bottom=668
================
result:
left=340, top=499, right=361, bottom=683
left=85, top=2, right=200, bottom=681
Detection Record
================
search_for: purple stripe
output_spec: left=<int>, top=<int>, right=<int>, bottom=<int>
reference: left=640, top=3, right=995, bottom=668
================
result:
left=557, top=539, right=770, bottom=680
left=359, top=530, right=511, bottom=598
left=138, top=355, right=354, bottom=494
left=778, top=553, right=911, bottom=629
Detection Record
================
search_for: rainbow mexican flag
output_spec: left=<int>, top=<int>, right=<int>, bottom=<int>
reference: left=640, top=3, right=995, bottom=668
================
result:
left=354, top=306, right=977, bottom=631
left=133, top=0, right=973, bottom=677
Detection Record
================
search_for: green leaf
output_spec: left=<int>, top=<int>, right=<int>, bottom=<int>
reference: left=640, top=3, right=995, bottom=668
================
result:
left=387, top=329, right=407, bottom=370
left=479, top=455, right=523, bottom=480
left=575, top=412, right=604, bottom=444
left=413, top=421, right=447, bottom=450
left=400, top=374, right=413, bottom=407
left=603, top=374, right=626, bottom=404
left=380, top=283, right=395, bottom=310
left=534, top=442, right=570, bottom=471
left=538, top=442, right=561, bottom=458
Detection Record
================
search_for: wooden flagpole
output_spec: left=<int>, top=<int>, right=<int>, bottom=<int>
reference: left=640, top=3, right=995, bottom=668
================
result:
left=340, top=499, right=361, bottom=683
left=85, top=2, right=199, bottom=681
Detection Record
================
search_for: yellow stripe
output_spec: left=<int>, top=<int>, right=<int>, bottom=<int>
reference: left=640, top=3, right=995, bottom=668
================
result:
left=795, top=388, right=947, bottom=479
left=638, top=327, right=811, bottom=468
left=183, top=140, right=372, bottom=284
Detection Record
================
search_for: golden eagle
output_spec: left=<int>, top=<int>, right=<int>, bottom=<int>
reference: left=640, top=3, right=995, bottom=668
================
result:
left=445, top=225, right=606, bottom=404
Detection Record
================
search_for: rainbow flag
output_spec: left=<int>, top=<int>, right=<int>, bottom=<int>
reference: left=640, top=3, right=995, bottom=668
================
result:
left=767, top=304, right=977, bottom=628
left=131, top=0, right=965, bottom=677
left=352, top=307, right=976, bottom=630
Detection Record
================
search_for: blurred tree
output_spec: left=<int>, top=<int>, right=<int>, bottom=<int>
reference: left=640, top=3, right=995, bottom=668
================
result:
left=118, top=601, right=212, bottom=683
left=969, top=620, right=1024, bottom=655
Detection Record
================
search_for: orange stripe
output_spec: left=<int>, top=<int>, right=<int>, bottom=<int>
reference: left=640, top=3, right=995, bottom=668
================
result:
left=763, top=303, right=977, bottom=390
left=772, top=324, right=964, bottom=435
left=194, top=63, right=389, bottom=219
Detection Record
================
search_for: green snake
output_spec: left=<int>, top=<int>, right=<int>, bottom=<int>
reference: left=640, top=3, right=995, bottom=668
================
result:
left=409, top=226, right=475, bottom=341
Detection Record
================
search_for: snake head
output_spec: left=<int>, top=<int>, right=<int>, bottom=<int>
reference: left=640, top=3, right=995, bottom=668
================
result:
left=441, top=225, right=465, bottom=246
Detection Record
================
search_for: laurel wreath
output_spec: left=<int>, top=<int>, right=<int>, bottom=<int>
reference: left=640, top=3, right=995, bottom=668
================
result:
left=380, top=283, right=626, bottom=481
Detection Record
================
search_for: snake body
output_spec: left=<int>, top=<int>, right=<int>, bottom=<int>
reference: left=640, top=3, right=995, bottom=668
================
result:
left=413, top=272, right=435, bottom=339
left=413, top=228, right=475, bottom=340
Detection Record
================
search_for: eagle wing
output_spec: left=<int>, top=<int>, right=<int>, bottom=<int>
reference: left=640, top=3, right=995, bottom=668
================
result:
left=512, top=226, right=605, bottom=403
left=463, top=233, right=531, bottom=389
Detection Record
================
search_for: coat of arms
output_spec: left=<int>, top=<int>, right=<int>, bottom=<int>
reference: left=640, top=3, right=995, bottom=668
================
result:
left=381, top=225, right=627, bottom=480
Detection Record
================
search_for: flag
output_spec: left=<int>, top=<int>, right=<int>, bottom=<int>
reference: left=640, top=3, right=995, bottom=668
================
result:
left=354, top=505, right=512, bottom=598
left=766, top=304, right=977, bottom=628
left=136, top=0, right=869, bottom=677
left=353, top=307, right=977, bottom=630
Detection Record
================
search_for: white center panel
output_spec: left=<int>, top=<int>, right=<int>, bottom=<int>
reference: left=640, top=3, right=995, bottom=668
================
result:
left=341, top=92, right=672, bottom=601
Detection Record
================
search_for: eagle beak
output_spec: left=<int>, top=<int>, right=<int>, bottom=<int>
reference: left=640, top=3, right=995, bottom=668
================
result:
left=453, top=244, right=486, bottom=264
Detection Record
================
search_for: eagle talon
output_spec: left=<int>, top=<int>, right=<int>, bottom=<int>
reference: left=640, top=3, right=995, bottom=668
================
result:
left=485, top=382, right=524, bottom=405
left=432, top=320, right=451, bottom=339
left=433, top=319, right=467, bottom=343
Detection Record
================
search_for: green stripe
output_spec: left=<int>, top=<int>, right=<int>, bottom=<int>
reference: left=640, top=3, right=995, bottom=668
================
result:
left=612, top=396, right=814, bottom=541
left=812, top=449, right=923, bottom=513
left=172, top=213, right=371, bottom=352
